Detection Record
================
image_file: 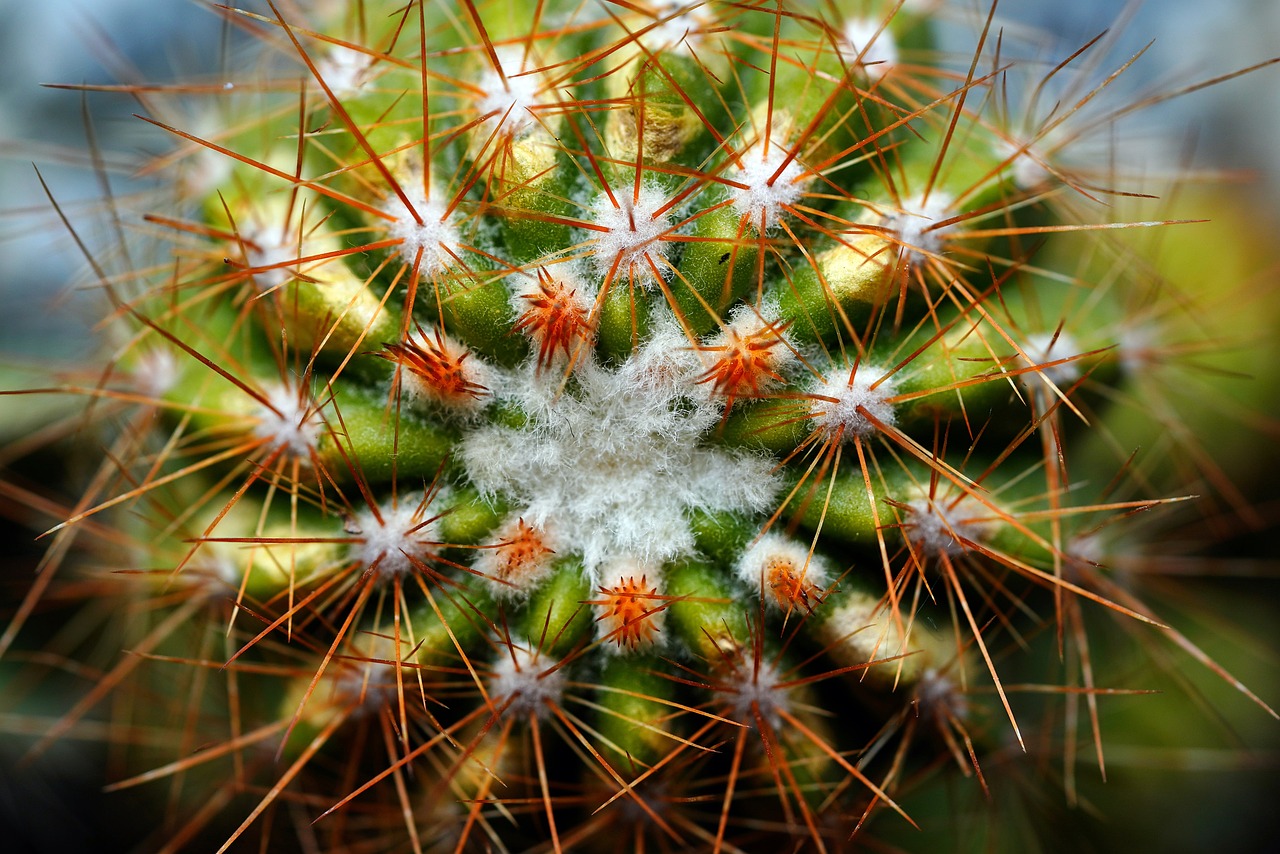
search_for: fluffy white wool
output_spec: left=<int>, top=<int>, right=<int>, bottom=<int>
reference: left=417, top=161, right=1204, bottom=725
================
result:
left=460, top=320, right=780, bottom=578
left=808, top=364, right=897, bottom=440
left=239, top=224, right=299, bottom=293
left=639, top=1, right=714, bottom=53
left=472, top=515, right=560, bottom=600
left=735, top=533, right=831, bottom=607
left=725, top=652, right=789, bottom=729
left=316, top=45, right=376, bottom=99
left=593, top=558, right=666, bottom=652
left=881, top=191, right=955, bottom=257
left=476, top=46, right=548, bottom=138
left=995, top=137, right=1053, bottom=189
left=903, top=493, right=992, bottom=557
left=130, top=348, right=179, bottom=399
left=351, top=493, right=443, bottom=579
left=384, top=182, right=463, bottom=274
left=490, top=642, right=565, bottom=719
left=1020, top=331, right=1083, bottom=389
left=333, top=660, right=402, bottom=718
left=589, top=183, right=675, bottom=286
left=916, top=667, right=969, bottom=722
left=506, top=266, right=599, bottom=365
left=841, top=18, right=899, bottom=79
left=697, top=301, right=797, bottom=396
left=254, top=383, right=321, bottom=458
left=396, top=328, right=496, bottom=416
left=729, top=136, right=808, bottom=231
left=508, top=266, right=597, bottom=311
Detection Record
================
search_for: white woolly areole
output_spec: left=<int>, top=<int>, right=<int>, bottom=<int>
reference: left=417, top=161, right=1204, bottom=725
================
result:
left=175, top=115, right=235, bottom=200
left=460, top=321, right=780, bottom=578
left=594, top=559, right=666, bottom=653
left=476, top=46, right=548, bottom=138
left=730, top=140, right=807, bottom=230
left=1116, top=325, right=1155, bottom=378
left=841, top=18, right=899, bottom=80
left=882, top=192, right=955, bottom=256
left=995, top=137, right=1052, bottom=189
left=916, top=668, right=969, bottom=722
left=239, top=224, right=299, bottom=293
left=903, top=493, right=992, bottom=557
left=507, top=267, right=599, bottom=362
left=350, top=494, right=443, bottom=579
left=698, top=302, right=797, bottom=396
left=508, top=267, right=597, bottom=312
left=640, top=1, right=714, bottom=53
left=490, top=642, right=564, bottom=719
left=396, top=328, right=496, bottom=415
left=725, top=653, right=789, bottom=729
left=473, top=515, right=560, bottom=600
left=735, top=533, right=831, bottom=608
left=254, top=384, right=321, bottom=458
left=130, top=348, right=179, bottom=399
left=808, top=365, right=897, bottom=440
left=383, top=183, right=463, bottom=274
left=1020, top=332, right=1083, bottom=389
left=187, top=548, right=244, bottom=598
left=589, top=184, right=675, bottom=286
left=718, top=300, right=793, bottom=355
left=333, top=660, right=402, bottom=718
left=316, top=45, right=376, bottom=99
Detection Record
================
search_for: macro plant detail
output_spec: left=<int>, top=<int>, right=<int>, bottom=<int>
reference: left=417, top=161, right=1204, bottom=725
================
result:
left=2, top=0, right=1278, bottom=851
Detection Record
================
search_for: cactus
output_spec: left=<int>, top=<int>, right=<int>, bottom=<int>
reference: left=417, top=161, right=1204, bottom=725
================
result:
left=3, top=1, right=1278, bottom=851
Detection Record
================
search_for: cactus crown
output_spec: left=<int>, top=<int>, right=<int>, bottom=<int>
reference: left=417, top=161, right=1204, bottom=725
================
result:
left=3, top=0, right=1278, bottom=851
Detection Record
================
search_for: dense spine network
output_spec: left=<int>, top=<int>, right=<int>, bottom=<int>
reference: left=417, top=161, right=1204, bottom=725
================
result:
left=2, top=1, right=1277, bottom=852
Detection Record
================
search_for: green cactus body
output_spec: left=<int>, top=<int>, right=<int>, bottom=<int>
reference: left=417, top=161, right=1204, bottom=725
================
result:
left=3, top=1, right=1278, bottom=851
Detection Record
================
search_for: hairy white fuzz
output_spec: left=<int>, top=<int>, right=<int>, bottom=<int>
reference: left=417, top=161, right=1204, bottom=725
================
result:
left=808, top=364, right=898, bottom=440
left=392, top=328, right=496, bottom=416
left=476, top=46, right=550, bottom=138
left=238, top=224, right=300, bottom=293
left=736, top=534, right=831, bottom=612
left=915, top=667, right=969, bottom=723
left=508, top=266, right=598, bottom=369
left=729, top=138, right=808, bottom=230
left=333, top=659, right=402, bottom=718
left=254, top=383, right=322, bottom=458
left=903, top=492, right=993, bottom=557
left=384, top=181, right=463, bottom=275
left=316, top=45, right=376, bottom=99
left=724, top=652, right=789, bottom=730
left=129, top=347, right=179, bottom=399
left=841, top=18, right=899, bottom=79
left=996, top=137, right=1053, bottom=189
left=881, top=192, right=955, bottom=257
left=638, top=1, right=715, bottom=53
left=594, top=560, right=666, bottom=652
left=589, top=183, right=675, bottom=286
left=460, top=321, right=779, bottom=577
left=473, top=516, right=560, bottom=600
left=697, top=302, right=797, bottom=400
left=1020, top=331, right=1084, bottom=389
left=349, top=493, right=443, bottom=579
left=490, top=642, right=564, bottom=719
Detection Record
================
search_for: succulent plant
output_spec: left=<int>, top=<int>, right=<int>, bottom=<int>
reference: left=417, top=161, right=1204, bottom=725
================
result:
left=3, top=0, right=1278, bottom=851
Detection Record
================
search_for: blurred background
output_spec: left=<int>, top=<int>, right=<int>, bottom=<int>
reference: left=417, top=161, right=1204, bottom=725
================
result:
left=0, top=1, right=1277, bottom=851
left=2, top=0, right=1279, bottom=359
